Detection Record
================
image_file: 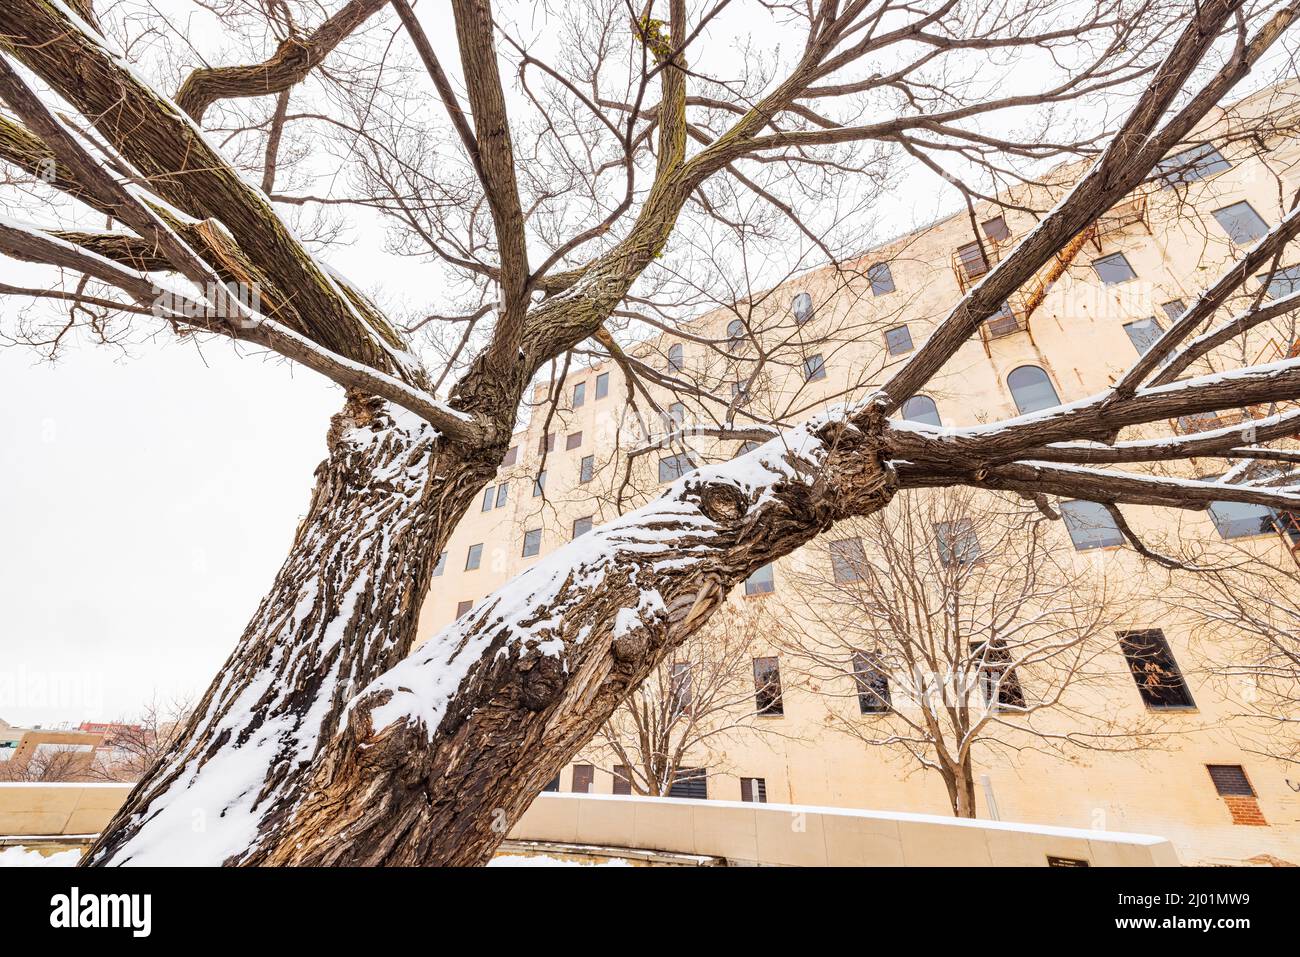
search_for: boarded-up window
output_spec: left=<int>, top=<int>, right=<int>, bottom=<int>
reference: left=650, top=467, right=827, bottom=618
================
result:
left=612, top=765, right=633, bottom=795
left=502, top=445, right=518, bottom=466
left=982, top=215, right=1011, bottom=242
left=753, top=656, right=784, bottom=715
left=538, top=432, right=555, bottom=455
left=740, top=777, right=767, bottom=803
left=456, top=600, right=473, bottom=619
left=571, top=764, right=594, bottom=793
left=1118, top=629, right=1195, bottom=709
left=957, top=241, right=989, bottom=279
left=1207, top=764, right=1255, bottom=797
left=566, top=431, right=583, bottom=450
left=668, top=768, right=707, bottom=800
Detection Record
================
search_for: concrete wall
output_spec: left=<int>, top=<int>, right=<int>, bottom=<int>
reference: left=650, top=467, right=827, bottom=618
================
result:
left=511, top=793, right=1181, bottom=866
left=0, top=783, right=130, bottom=840
left=0, top=784, right=1178, bottom=865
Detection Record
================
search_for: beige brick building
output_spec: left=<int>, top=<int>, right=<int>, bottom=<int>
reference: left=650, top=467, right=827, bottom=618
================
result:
left=415, top=84, right=1300, bottom=866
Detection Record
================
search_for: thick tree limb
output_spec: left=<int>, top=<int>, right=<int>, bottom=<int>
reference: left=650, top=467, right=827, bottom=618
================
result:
left=175, top=0, right=391, bottom=122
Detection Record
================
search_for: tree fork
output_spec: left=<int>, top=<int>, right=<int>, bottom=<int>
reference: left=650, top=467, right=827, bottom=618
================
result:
left=258, top=416, right=894, bottom=865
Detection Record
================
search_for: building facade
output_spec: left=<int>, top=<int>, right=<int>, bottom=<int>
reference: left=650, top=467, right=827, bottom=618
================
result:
left=414, top=85, right=1300, bottom=866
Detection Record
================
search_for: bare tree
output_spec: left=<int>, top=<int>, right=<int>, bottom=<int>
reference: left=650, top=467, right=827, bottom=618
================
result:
left=775, top=487, right=1170, bottom=817
left=0, top=0, right=1297, bottom=865
left=0, top=742, right=97, bottom=783
left=1169, top=525, right=1300, bottom=766
left=86, top=697, right=195, bottom=783
left=585, top=601, right=785, bottom=796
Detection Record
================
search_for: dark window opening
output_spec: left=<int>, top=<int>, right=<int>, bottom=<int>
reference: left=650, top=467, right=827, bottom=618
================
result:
left=753, top=656, right=784, bottom=715
left=1118, top=629, right=1195, bottom=709
left=852, top=650, right=891, bottom=714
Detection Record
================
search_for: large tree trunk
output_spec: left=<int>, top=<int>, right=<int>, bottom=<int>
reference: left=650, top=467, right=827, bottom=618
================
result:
left=254, top=415, right=894, bottom=865
left=85, top=393, right=495, bottom=865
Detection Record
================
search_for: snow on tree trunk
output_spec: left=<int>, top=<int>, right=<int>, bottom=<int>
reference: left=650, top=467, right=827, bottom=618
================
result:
left=255, top=410, right=894, bottom=865
left=85, top=394, right=495, bottom=866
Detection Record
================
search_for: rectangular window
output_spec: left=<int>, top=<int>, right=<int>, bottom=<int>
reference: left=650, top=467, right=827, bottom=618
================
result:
left=985, top=301, right=1020, bottom=338
left=740, top=777, right=767, bottom=803
left=481, top=486, right=495, bottom=512
left=612, top=765, right=632, bottom=796
left=1123, top=317, right=1164, bottom=355
left=1161, top=299, right=1187, bottom=321
left=465, top=543, right=483, bottom=571
left=1092, top=252, right=1137, bottom=284
left=884, top=324, right=913, bottom=355
left=538, top=432, right=555, bottom=455
left=667, top=343, right=684, bottom=371
left=668, top=768, right=707, bottom=800
left=956, top=241, right=989, bottom=280
left=936, top=520, right=981, bottom=567
left=566, top=431, right=583, bottom=451
left=982, top=215, right=1011, bottom=242
left=595, top=371, right=609, bottom=399
left=502, top=445, right=518, bottom=467
left=1059, top=500, right=1124, bottom=550
left=851, top=650, right=891, bottom=714
left=1156, top=143, right=1231, bottom=187
left=753, top=656, right=784, bottom=715
left=744, top=563, right=775, bottom=595
left=1118, top=629, right=1195, bottom=709
left=829, top=537, right=867, bottom=583
left=579, top=454, right=594, bottom=484
left=867, top=261, right=895, bottom=295
left=1213, top=201, right=1267, bottom=245
left=533, top=471, right=546, bottom=496
left=542, top=774, right=560, bottom=792
left=803, top=353, right=827, bottom=382
left=670, top=661, right=692, bottom=718
left=667, top=402, right=686, bottom=427
left=572, top=381, right=586, bottom=408
left=971, top=640, right=1025, bottom=710
left=571, top=764, right=594, bottom=793
left=1208, top=498, right=1280, bottom=539
left=522, top=528, right=542, bottom=558
left=730, top=380, right=749, bottom=405
left=659, top=452, right=694, bottom=483
left=1258, top=264, right=1300, bottom=299
left=495, top=483, right=509, bottom=508
left=572, top=515, right=593, bottom=539
left=456, top=599, right=473, bottom=618
left=432, top=551, right=447, bottom=577
left=1206, top=764, right=1255, bottom=797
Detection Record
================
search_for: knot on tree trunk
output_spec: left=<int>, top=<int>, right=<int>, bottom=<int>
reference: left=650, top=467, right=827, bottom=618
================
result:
left=517, top=652, right=566, bottom=710
left=695, top=481, right=749, bottom=523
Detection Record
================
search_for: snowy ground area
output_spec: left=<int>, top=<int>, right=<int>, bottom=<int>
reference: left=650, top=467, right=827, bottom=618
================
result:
left=0, top=845, right=629, bottom=867
left=0, top=846, right=83, bottom=867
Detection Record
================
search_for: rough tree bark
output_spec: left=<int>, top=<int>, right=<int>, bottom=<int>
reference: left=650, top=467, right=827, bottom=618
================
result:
left=86, top=394, right=498, bottom=864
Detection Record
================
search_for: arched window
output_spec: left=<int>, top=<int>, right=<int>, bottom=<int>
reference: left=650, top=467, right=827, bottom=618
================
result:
left=900, top=395, right=941, bottom=427
left=1007, top=365, right=1061, bottom=414
left=792, top=291, right=814, bottom=324
left=727, top=318, right=746, bottom=351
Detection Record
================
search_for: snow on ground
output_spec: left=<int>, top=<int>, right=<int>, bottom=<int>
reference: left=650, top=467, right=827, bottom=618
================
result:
left=0, top=845, right=82, bottom=867
left=488, top=854, right=631, bottom=867
left=0, top=845, right=628, bottom=867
